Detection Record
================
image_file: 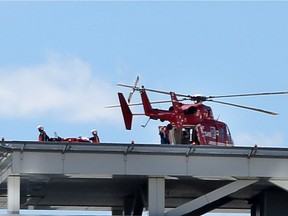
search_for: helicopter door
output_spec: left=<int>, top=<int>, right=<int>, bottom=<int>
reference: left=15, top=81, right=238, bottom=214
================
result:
left=178, top=126, right=200, bottom=145
left=181, top=128, right=191, bottom=144
left=191, top=127, right=200, bottom=145
left=168, top=126, right=199, bottom=145
left=183, top=125, right=203, bottom=145
left=173, top=127, right=182, bottom=144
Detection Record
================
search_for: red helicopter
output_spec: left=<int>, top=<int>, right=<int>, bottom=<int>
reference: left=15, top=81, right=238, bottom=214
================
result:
left=110, top=77, right=288, bottom=146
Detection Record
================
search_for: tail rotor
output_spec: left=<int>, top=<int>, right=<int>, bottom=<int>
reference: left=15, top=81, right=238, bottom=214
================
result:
left=127, top=76, right=139, bottom=104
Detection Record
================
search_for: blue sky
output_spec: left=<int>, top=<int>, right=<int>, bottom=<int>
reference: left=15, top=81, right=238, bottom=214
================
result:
left=0, top=1, right=288, bottom=215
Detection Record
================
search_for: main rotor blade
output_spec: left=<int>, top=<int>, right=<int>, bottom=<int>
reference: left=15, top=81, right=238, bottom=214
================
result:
left=117, top=84, right=189, bottom=97
left=209, top=99, right=278, bottom=115
left=208, top=91, right=288, bottom=99
left=118, top=83, right=288, bottom=103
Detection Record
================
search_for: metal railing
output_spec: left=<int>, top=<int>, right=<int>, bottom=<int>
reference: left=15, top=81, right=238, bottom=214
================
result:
left=1, top=141, right=288, bottom=159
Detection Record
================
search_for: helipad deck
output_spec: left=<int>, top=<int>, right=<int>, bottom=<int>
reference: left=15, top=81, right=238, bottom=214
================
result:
left=1, top=142, right=288, bottom=215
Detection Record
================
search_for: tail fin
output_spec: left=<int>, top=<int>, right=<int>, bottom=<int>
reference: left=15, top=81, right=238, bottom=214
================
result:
left=118, top=93, right=133, bottom=130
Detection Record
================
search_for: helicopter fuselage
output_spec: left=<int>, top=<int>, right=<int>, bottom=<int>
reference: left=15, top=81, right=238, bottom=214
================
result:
left=115, top=80, right=287, bottom=146
left=118, top=88, right=234, bottom=146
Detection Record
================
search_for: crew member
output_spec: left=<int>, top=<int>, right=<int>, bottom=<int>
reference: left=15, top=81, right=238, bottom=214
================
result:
left=159, top=126, right=169, bottom=144
left=37, top=125, right=50, bottom=142
left=89, top=129, right=100, bottom=144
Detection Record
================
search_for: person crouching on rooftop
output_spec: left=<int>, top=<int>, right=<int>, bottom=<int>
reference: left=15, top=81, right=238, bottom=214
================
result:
left=37, top=125, right=50, bottom=142
left=89, top=129, right=100, bottom=144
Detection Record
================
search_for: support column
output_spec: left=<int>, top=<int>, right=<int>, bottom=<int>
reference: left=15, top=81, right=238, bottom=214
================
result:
left=148, top=176, right=165, bottom=216
left=251, top=187, right=288, bottom=216
left=7, top=174, right=20, bottom=214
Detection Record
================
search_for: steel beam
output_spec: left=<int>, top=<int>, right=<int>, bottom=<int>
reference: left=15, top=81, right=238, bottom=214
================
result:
left=9, top=144, right=288, bottom=179
left=269, top=180, right=288, bottom=192
left=165, top=180, right=257, bottom=216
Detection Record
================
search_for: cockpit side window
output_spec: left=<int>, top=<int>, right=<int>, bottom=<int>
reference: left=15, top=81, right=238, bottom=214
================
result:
left=210, top=127, right=216, bottom=138
left=218, top=127, right=225, bottom=140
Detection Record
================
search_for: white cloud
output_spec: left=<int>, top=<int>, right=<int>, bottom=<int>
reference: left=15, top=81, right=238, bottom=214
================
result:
left=0, top=54, right=120, bottom=123
left=234, top=131, right=284, bottom=147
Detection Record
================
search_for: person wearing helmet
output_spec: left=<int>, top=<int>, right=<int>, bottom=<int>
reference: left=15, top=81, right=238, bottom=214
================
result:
left=89, top=129, right=100, bottom=144
left=37, top=125, right=50, bottom=142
